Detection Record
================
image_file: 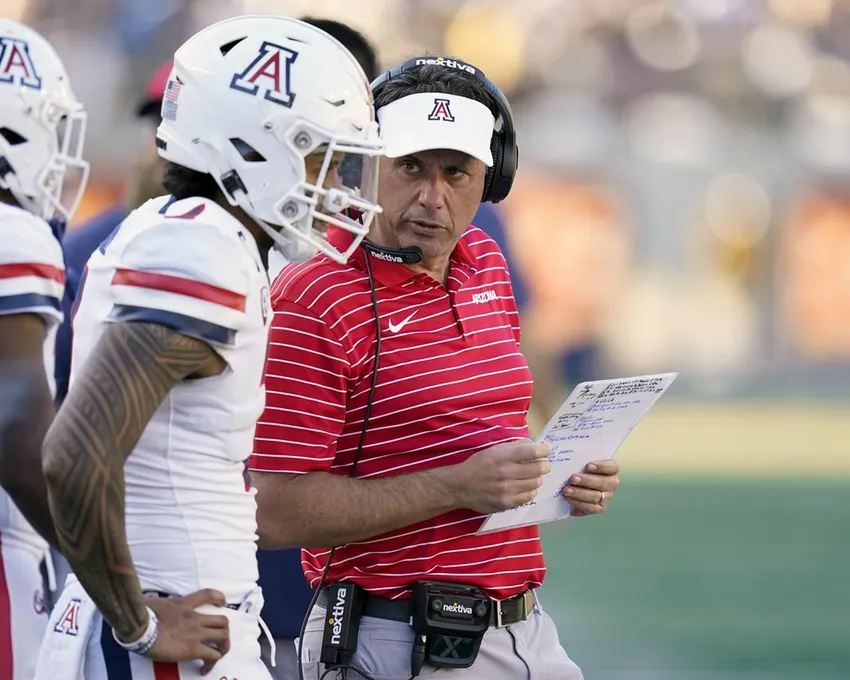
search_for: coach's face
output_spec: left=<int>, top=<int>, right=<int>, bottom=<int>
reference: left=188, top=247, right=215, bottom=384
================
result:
left=373, top=149, right=485, bottom=263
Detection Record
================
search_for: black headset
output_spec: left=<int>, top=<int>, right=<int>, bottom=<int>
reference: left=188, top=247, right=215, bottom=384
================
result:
left=370, top=56, right=519, bottom=204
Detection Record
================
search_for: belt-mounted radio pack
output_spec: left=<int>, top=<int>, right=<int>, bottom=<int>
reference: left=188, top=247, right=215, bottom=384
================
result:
left=320, top=582, right=365, bottom=667
left=410, top=580, right=491, bottom=676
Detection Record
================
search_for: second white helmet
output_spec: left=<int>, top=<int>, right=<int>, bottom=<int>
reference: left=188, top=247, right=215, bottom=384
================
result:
left=0, top=19, right=89, bottom=224
left=156, top=15, right=384, bottom=263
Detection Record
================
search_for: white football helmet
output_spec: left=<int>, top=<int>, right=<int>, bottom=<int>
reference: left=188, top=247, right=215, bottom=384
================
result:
left=157, top=15, right=384, bottom=263
left=0, top=19, right=88, bottom=223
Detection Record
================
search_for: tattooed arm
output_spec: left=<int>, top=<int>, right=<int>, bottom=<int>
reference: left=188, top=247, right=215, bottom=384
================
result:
left=41, top=321, right=221, bottom=641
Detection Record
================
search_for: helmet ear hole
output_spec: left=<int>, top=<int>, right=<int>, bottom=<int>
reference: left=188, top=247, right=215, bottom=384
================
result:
left=0, top=128, right=28, bottom=146
left=229, top=137, right=266, bottom=162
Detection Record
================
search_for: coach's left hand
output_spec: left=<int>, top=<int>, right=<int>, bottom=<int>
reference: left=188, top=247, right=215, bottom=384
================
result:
left=561, top=459, right=620, bottom=517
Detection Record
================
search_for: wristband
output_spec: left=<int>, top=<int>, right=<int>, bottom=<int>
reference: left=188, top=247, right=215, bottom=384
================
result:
left=112, top=606, right=159, bottom=656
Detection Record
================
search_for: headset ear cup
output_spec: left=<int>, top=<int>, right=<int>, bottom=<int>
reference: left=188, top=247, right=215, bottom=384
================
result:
left=482, top=135, right=502, bottom=203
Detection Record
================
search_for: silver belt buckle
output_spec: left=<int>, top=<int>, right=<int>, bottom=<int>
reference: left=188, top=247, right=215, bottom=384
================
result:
left=494, top=590, right=533, bottom=628
left=494, top=599, right=505, bottom=628
left=523, top=590, right=534, bottom=618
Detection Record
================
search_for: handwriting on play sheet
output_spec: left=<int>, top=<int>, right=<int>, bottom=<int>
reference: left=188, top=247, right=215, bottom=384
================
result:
left=477, top=372, right=678, bottom=535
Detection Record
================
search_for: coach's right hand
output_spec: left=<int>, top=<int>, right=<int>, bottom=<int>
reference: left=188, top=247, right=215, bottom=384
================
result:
left=144, top=588, right=231, bottom=674
left=453, top=439, right=551, bottom=514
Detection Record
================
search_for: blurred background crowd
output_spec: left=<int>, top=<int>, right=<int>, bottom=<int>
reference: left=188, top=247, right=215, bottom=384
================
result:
left=16, top=0, right=850, bottom=399
left=6, top=0, right=848, bottom=678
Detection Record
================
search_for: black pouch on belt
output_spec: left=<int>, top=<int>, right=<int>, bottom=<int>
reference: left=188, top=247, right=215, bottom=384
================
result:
left=410, top=580, right=491, bottom=674
left=320, top=582, right=365, bottom=667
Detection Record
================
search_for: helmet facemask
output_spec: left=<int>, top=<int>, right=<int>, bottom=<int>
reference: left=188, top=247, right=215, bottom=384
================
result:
left=0, top=87, right=89, bottom=223
left=217, top=115, right=383, bottom=264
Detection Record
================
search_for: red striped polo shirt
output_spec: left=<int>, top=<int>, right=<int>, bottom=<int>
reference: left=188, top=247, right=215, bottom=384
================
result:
left=250, top=226, right=546, bottom=600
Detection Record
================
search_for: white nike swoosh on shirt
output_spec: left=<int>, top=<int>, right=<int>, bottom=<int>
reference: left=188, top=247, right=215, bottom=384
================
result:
left=388, top=311, right=417, bottom=333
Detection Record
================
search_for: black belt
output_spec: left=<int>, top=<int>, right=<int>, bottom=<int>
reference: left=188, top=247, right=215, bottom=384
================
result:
left=143, top=589, right=240, bottom=611
left=318, top=587, right=536, bottom=628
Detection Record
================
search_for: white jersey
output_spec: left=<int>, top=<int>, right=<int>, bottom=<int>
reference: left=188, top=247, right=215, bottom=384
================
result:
left=267, top=246, right=288, bottom=280
left=70, top=195, right=272, bottom=603
left=0, top=202, right=64, bottom=554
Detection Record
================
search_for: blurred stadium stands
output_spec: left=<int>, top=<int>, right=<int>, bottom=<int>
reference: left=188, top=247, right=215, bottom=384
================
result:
left=6, top=0, right=848, bottom=676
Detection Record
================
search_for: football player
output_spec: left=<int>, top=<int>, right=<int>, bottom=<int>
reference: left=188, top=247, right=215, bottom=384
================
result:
left=0, top=18, right=89, bottom=680
left=36, top=15, right=382, bottom=680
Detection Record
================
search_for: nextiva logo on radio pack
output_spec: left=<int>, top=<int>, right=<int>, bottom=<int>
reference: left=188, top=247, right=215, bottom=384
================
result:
left=411, top=580, right=491, bottom=670
left=320, top=583, right=365, bottom=666
left=441, top=601, right=474, bottom=616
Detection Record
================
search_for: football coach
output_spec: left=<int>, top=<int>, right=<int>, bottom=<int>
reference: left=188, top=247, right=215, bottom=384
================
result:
left=249, top=56, right=620, bottom=680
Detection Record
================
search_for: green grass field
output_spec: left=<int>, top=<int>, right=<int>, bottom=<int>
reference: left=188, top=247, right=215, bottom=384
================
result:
left=537, top=476, right=850, bottom=679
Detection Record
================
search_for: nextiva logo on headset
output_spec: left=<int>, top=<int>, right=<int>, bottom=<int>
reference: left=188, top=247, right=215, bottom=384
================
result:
left=367, top=249, right=405, bottom=263
left=414, top=56, right=476, bottom=75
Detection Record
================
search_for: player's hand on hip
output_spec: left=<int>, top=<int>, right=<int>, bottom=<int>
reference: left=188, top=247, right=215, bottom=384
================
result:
left=144, top=588, right=231, bottom=674
left=454, top=439, right=552, bottom=514
left=561, top=458, right=620, bottom=517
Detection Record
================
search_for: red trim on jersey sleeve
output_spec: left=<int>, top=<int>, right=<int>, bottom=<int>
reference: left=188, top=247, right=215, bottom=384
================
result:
left=250, top=299, right=350, bottom=473
left=111, top=268, right=247, bottom=311
left=0, top=261, right=65, bottom=284
left=164, top=203, right=206, bottom=220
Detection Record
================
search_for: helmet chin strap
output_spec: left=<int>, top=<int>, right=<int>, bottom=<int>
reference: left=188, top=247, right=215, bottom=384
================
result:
left=229, top=185, right=319, bottom=264
left=274, top=233, right=318, bottom=263
left=219, top=163, right=364, bottom=265
left=0, top=160, right=41, bottom=218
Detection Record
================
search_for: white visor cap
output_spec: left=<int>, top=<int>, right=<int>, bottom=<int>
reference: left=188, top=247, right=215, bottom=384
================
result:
left=376, top=92, right=495, bottom=167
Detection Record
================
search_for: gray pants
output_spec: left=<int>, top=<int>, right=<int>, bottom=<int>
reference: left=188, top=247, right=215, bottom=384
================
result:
left=297, top=596, right=583, bottom=680
left=261, top=635, right=300, bottom=680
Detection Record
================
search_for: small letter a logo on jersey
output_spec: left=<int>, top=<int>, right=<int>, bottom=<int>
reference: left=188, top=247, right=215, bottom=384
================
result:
left=428, top=98, right=455, bottom=122
left=230, top=41, right=298, bottom=108
left=54, top=597, right=82, bottom=636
